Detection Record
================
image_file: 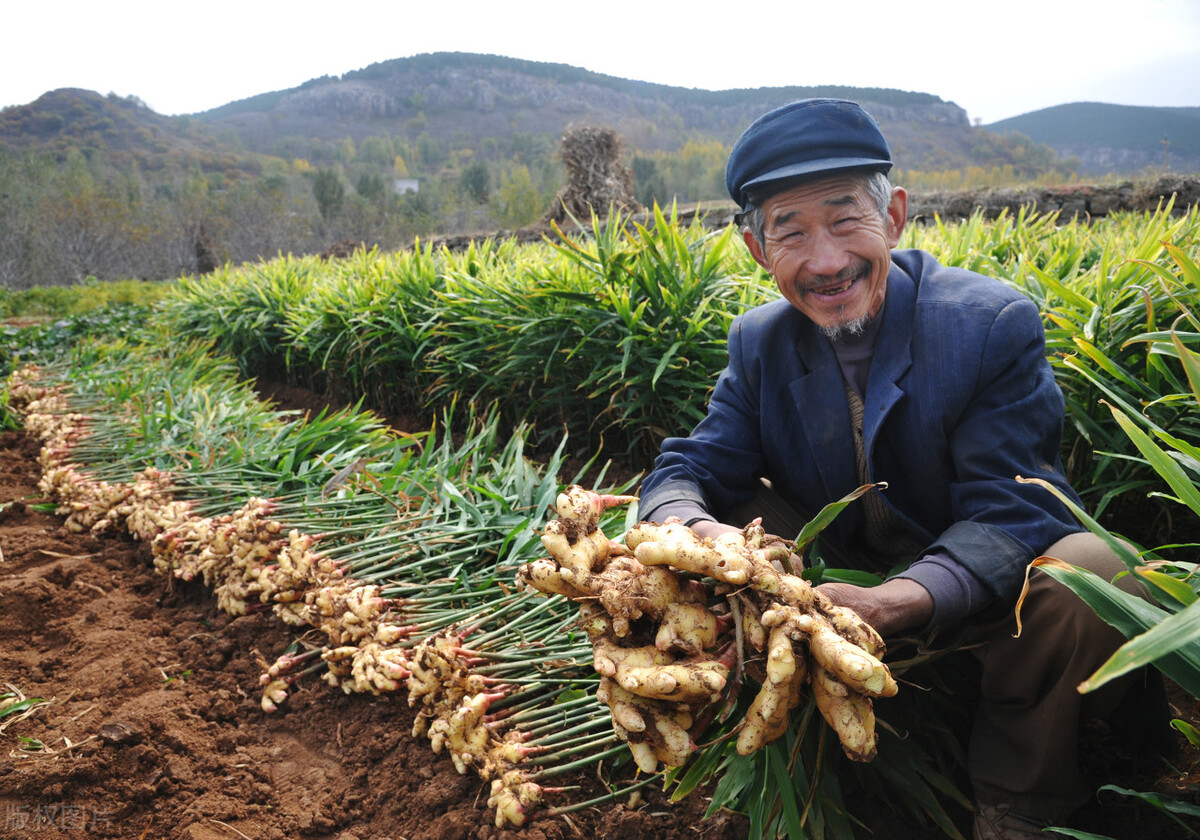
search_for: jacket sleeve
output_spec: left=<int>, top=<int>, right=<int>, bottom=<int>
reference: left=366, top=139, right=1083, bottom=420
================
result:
left=932, top=295, right=1081, bottom=603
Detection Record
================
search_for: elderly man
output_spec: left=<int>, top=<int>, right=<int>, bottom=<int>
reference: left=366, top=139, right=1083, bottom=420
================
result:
left=637, top=99, right=1152, bottom=839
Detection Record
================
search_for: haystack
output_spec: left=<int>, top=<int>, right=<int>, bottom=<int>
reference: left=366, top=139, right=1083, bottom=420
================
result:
left=543, top=125, right=642, bottom=225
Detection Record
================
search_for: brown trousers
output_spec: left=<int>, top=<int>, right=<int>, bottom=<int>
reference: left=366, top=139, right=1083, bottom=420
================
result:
left=730, top=491, right=1147, bottom=821
left=965, top=531, right=1143, bottom=820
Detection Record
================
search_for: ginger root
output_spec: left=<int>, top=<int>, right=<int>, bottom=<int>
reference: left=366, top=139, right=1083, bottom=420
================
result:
left=518, top=485, right=898, bottom=770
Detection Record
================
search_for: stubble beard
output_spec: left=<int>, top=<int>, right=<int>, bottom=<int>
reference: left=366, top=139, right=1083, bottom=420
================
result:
left=819, top=310, right=870, bottom=341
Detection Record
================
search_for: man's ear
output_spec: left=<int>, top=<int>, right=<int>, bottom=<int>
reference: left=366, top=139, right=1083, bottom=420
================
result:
left=743, top=228, right=770, bottom=270
left=886, top=187, right=908, bottom=248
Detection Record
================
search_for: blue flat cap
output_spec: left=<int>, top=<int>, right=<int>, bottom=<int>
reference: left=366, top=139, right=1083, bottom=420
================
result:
left=725, top=98, right=892, bottom=209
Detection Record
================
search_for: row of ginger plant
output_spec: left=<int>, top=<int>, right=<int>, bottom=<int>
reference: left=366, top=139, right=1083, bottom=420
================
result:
left=3, top=344, right=630, bottom=824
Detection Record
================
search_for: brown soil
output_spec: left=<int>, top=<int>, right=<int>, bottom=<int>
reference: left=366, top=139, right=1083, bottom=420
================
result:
left=1, top=379, right=1196, bottom=840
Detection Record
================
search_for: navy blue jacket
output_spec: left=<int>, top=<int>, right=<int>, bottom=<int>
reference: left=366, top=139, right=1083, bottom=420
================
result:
left=639, top=248, right=1083, bottom=606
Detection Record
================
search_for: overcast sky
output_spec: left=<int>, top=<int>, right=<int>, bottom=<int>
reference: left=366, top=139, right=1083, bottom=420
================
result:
left=3, top=0, right=1197, bottom=125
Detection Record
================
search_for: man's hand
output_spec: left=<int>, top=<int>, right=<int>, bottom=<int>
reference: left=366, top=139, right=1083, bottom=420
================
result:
left=816, top=578, right=933, bottom=638
left=687, top=519, right=742, bottom=542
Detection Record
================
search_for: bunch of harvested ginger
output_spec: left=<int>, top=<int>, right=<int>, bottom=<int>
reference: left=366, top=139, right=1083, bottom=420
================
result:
left=518, top=485, right=897, bottom=770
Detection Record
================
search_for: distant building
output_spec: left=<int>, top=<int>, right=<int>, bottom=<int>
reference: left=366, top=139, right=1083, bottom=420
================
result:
left=393, top=179, right=419, bottom=195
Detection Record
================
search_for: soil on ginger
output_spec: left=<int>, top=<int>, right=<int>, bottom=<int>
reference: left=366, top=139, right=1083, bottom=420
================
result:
left=2, top=380, right=1198, bottom=840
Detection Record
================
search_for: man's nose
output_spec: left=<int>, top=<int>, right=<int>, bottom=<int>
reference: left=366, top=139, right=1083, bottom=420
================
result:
left=804, top=230, right=847, bottom=275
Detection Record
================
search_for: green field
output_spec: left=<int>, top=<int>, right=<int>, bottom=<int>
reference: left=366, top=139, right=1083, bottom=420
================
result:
left=3, top=204, right=1199, bottom=838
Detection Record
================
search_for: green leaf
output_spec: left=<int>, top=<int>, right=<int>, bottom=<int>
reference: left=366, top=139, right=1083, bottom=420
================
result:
left=1097, top=784, right=1200, bottom=836
left=651, top=341, right=683, bottom=388
left=1016, top=476, right=1172, bottom=602
left=793, top=482, right=880, bottom=551
left=804, top=566, right=885, bottom=587
left=768, top=742, right=805, bottom=839
left=1029, top=558, right=1200, bottom=697
left=666, top=735, right=732, bottom=802
left=1172, top=718, right=1200, bottom=747
left=1170, top=325, right=1200, bottom=405
left=0, top=696, right=47, bottom=720
left=706, top=749, right=758, bottom=817
left=1135, top=568, right=1197, bottom=607
left=1105, top=401, right=1200, bottom=519
left=1080, top=600, right=1200, bottom=692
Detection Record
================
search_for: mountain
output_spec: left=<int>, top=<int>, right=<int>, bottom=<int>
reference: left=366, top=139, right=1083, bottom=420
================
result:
left=191, top=52, right=1035, bottom=177
left=0, top=55, right=1193, bottom=289
left=986, top=102, right=1200, bottom=175
left=3, top=53, right=1190, bottom=191
left=0, top=88, right=263, bottom=175
left=192, top=52, right=970, bottom=163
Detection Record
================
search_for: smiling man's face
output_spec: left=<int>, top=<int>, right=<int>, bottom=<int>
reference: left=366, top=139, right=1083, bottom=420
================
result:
left=744, top=174, right=907, bottom=337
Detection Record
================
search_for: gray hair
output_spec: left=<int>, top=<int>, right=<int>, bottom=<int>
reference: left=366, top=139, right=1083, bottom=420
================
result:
left=740, top=170, right=893, bottom=248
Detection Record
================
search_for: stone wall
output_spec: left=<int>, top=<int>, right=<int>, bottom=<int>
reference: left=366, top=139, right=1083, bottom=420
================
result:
left=421, top=176, right=1200, bottom=253
left=906, top=175, right=1200, bottom=223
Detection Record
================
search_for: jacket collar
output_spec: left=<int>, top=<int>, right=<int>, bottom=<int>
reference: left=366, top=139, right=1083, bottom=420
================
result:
left=863, top=260, right=915, bottom=443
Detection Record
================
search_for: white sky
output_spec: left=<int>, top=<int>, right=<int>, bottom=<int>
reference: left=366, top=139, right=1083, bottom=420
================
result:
left=3, top=0, right=1197, bottom=125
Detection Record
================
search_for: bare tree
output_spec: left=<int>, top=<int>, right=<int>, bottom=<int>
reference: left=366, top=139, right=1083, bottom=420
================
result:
left=30, top=193, right=139, bottom=283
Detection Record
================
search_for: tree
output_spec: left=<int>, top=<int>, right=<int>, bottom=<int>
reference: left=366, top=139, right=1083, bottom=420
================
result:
left=334, top=137, right=356, bottom=165
left=664, top=139, right=726, bottom=203
left=359, top=135, right=395, bottom=167
left=219, top=180, right=317, bottom=264
left=632, top=156, right=669, bottom=209
left=497, top=165, right=542, bottom=228
left=31, top=191, right=138, bottom=283
left=460, top=160, right=490, bottom=204
left=356, top=171, right=388, bottom=203
left=313, top=169, right=345, bottom=221
left=415, top=132, right=445, bottom=170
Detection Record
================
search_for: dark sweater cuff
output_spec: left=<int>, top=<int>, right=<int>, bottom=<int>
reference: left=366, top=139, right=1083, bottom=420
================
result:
left=642, top=499, right=714, bottom=528
left=894, top=551, right=994, bottom=631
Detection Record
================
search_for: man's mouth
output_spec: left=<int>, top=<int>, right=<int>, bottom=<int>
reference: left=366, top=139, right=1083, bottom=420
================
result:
left=808, top=265, right=867, bottom=297
left=812, top=280, right=854, bottom=297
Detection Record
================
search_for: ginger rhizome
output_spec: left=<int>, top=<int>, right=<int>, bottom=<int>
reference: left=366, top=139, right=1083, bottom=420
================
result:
left=518, top=484, right=898, bottom=766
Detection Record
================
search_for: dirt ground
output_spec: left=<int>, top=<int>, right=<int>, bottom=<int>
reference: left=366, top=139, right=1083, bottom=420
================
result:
left=1, top=381, right=1198, bottom=840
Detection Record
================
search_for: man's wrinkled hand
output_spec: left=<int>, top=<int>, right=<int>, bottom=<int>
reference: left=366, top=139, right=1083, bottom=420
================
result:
left=816, top=578, right=933, bottom=638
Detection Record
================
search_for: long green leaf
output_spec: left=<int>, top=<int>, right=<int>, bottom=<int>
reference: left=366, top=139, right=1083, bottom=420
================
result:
left=1135, top=568, right=1198, bottom=607
left=1173, top=718, right=1200, bottom=747
left=1097, top=784, right=1200, bottom=836
left=768, top=743, right=806, bottom=839
left=1080, top=600, right=1200, bottom=692
left=1104, top=401, right=1200, bottom=517
left=0, top=696, right=47, bottom=721
left=1017, top=476, right=1176, bottom=604
left=793, top=482, right=880, bottom=551
left=1171, top=325, right=1200, bottom=405
left=1028, top=558, right=1200, bottom=697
